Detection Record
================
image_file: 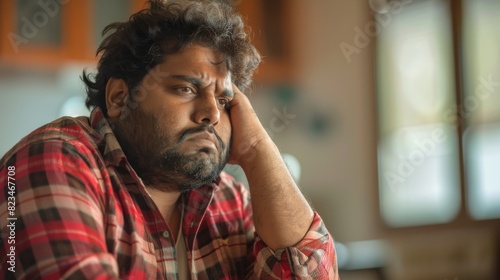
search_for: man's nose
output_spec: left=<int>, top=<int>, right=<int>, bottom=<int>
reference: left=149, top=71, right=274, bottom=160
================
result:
left=193, top=93, right=220, bottom=126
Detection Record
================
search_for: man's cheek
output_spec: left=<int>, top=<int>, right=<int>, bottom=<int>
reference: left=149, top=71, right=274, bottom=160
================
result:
left=220, top=118, right=232, bottom=140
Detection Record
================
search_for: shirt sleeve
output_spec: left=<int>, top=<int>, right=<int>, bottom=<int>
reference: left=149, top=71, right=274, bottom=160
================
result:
left=251, top=212, right=340, bottom=279
left=0, top=140, right=119, bottom=279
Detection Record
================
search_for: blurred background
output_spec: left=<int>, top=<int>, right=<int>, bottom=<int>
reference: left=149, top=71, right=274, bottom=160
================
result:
left=0, top=0, right=499, bottom=279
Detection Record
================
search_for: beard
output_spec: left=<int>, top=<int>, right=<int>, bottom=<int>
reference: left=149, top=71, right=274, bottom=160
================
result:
left=112, top=106, right=230, bottom=193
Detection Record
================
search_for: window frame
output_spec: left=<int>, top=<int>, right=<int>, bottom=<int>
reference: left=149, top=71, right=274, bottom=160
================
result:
left=374, top=0, right=500, bottom=233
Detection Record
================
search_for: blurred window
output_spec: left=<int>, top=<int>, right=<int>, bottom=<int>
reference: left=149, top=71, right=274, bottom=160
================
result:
left=16, top=0, right=62, bottom=46
left=376, top=0, right=500, bottom=227
left=376, top=0, right=460, bottom=227
left=462, top=0, right=500, bottom=220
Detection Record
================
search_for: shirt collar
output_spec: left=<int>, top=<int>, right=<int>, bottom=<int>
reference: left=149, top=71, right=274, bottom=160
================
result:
left=89, top=107, right=127, bottom=167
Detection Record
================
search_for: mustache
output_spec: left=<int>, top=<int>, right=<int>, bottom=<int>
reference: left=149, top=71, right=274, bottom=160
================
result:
left=179, top=125, right=225, bottom=149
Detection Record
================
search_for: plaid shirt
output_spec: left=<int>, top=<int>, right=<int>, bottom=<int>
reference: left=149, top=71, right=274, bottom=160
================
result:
left=0, top=108, right=338, bottom=279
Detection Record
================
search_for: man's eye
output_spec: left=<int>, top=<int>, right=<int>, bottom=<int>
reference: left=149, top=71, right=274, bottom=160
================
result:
left=176, top=87, right=195, bottom=94
left=217, top=98, right=230, bottom=110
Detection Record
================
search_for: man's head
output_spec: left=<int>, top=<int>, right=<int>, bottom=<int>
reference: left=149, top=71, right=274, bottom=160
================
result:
left=83, top=0, right=260, bottom=116
left=82, top=0, right=261, bottom=192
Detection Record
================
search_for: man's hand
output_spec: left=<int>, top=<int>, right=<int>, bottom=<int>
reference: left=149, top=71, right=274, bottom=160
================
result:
left=226, top=85, right=314, bottom=251
left=226, top=85, right=270, bottom=166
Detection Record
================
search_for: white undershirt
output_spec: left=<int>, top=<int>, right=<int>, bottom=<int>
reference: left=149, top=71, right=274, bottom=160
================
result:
left=175, top=205, right=190, bottom=280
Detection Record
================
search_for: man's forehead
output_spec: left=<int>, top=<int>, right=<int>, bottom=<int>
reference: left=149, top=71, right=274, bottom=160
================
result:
left=145, top=44, right=234, bottom=87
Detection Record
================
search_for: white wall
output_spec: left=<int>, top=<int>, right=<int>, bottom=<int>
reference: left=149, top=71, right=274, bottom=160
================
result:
left=285, top=0, right=380, bottom=242
left=0, top=64, right=91, bottom=156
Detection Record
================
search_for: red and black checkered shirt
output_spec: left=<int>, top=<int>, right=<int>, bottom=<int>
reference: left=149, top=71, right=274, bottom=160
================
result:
left=0, top=108, right=338, bottom=279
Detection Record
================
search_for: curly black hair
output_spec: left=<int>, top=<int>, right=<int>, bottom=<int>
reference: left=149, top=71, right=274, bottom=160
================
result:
left=82, top=0, right=261, bottom=116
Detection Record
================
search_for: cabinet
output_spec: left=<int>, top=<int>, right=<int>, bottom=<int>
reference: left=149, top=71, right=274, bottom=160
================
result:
left=0, top=0, right=295, bottom=82
left=0, top=0, right=146, bottom=66
left=235, top=0, right=296, bottom=83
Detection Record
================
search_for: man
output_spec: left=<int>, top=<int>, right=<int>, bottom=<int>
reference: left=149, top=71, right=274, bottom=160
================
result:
left=0, top=0, right=338, bottom=279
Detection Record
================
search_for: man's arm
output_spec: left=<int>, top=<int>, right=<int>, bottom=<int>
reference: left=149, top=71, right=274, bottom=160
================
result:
left=0, top=140, right=119, bottom=279
left=228, top=87, right=339, bottom=279
left=228, top=86, right=313, bottom=250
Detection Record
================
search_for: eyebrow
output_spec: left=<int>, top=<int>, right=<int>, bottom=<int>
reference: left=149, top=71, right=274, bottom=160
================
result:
left=171, top=74, right=234, bottom=98
left=171, top=75, right=203, bottom=88
left=221, top=88, right=234, bottom=98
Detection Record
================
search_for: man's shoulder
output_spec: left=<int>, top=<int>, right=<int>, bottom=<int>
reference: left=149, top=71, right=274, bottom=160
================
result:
left=1, top=116, right=100, bottom=164
left=31, top=115, right=97, bottom=142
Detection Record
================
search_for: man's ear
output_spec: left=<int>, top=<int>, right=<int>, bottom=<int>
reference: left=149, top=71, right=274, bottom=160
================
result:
left=105, top=78, right=129, bottom=119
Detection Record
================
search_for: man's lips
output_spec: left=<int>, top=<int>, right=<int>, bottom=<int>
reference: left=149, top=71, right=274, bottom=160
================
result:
left=179, top=125, right=226, bottom=153
left=185, top=132, right=218, bottom=150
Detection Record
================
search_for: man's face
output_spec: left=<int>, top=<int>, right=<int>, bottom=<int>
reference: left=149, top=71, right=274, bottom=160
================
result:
left=112, top=44, right=233, bottom=192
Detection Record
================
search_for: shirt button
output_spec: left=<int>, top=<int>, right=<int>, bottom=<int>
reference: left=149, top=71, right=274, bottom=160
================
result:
left=163, top=231, right=170, bottom=238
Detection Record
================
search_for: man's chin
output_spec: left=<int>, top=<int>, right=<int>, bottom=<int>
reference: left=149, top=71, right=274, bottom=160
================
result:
left=154, top=148, right=229, bottom=191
